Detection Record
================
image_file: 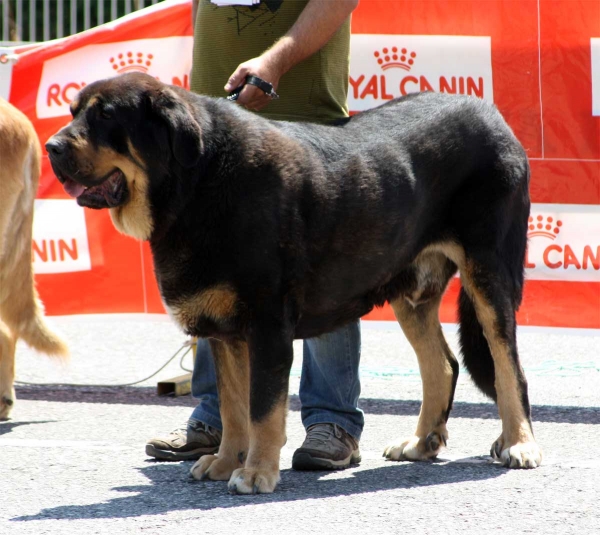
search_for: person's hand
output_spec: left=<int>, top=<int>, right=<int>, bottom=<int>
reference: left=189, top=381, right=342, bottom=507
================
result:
left=224, top=55, right=283, bottom=111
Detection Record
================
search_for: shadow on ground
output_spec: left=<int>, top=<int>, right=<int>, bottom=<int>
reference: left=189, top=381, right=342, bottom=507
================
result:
left=10, top=458, right=506, bottom=521
left=0, top=420, right=57, bottom=436
left=14, top=385, right=600, bottom=424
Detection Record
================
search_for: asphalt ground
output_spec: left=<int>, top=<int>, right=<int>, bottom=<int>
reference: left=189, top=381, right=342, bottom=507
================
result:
left=1, top=315, right=599, bottom=534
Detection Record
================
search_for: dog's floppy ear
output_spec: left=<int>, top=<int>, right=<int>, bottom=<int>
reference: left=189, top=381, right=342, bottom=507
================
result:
left=150, top=88, right=202, bottom=168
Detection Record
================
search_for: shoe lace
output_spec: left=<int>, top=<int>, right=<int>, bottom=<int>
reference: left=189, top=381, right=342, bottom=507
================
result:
left=189, top=421, right=219, bottom=437
left=172, top=425, right=189, bottom=436
left=305, top=423, right=344, bottom=446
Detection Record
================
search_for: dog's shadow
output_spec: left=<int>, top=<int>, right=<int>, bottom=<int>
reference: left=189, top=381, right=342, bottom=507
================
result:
left=11, top=458, right=505, bottom=521
left=0, top=420, right=57, bottom=435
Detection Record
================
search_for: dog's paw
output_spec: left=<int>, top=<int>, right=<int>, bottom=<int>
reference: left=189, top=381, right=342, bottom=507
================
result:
left=190, top=454, right=242, bottom=481
left=0, top=390, right=15, bottom=421
left=383, top=431, right=446, bottom=461
left=227, top=467, right=280, bottom=494
left=491, top=436, right=542, bottom=469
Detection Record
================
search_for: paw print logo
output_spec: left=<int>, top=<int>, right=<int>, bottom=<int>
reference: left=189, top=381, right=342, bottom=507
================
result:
left=374, top=47, right=417, bottom=71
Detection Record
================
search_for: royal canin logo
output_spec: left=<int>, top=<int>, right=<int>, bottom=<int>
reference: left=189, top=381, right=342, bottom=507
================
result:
left=373, top=47, right=417, bottom=71
left=526, top=213, right=599, bottom=274
left=37, top=37, right=193, bottom=119
left=32, top=200, right=91, bottom=274
left=349, top=35, right=494, bottom=112
left=527, top=215, right=563, bottom=240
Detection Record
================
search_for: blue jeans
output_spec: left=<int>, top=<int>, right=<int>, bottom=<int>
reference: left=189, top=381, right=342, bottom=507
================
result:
left=189, top=320, right=364, bottom=440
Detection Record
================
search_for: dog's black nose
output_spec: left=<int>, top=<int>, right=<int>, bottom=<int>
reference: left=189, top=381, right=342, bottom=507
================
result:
left=45, top=137, right=65, bottom=156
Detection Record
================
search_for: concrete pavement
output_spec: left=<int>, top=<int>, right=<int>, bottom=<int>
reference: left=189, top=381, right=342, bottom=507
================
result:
left=1, top=315, right=599, bottom=534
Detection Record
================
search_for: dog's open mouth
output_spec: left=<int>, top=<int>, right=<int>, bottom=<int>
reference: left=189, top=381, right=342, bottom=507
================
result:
left=61, top=169, right=129, bottom=209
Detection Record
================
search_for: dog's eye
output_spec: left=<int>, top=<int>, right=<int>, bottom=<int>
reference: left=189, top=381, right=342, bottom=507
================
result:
left=100, top=107, right=114, bottom=120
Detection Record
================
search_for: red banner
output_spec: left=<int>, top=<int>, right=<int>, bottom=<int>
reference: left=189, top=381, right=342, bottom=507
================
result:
left=4, top=0, right=599, bottom=328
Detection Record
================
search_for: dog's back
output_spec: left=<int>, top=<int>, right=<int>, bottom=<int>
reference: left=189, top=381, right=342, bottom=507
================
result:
left=0, top=98, right=68, bottom=419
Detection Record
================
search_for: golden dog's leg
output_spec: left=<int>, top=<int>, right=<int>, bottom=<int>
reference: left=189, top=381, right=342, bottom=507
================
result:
left=0, top=320, right=17, bottom=420
left=190, top=338, right=250, bottom=481
left=384, top=295, right=458, bottom=461
left=227, top=324, right=292, bottom=494
left=462, top=261, right=542, bottom=468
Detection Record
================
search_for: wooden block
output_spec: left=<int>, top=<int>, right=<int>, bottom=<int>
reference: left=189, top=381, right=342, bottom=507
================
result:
left=157, top=373, right=192, bottom=397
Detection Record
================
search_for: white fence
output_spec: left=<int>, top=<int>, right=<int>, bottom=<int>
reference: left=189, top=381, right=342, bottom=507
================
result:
left=1, top=0, right=164, bottom=43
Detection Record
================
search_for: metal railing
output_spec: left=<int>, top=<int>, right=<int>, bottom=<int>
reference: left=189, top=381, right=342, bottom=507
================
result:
left=1, top=0, right=165, bottom=43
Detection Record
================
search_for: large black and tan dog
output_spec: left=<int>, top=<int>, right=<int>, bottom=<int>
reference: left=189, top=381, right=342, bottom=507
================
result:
left=46, top=72, right=542, bottom=493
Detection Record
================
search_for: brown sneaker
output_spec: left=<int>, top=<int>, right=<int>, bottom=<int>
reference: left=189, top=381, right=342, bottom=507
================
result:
left=145, top=421, right=221, bottom=461
left=292, top=423, right=361, bottom=471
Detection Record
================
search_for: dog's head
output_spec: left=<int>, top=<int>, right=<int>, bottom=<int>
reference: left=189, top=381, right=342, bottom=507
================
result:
left=46, top=72, right=202, bottom=240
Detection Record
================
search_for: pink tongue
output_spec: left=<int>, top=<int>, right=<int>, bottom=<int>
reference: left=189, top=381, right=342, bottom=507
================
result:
left=63, top=179, right=86, bottom=198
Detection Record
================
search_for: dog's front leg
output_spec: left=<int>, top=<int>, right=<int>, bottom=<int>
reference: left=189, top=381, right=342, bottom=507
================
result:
left=191, top=338, right=250, bottom=481
left=227, top=319, right=293, bottom=494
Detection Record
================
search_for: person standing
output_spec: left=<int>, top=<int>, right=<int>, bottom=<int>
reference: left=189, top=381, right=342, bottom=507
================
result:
left=146, top=0, right=363, bottom=471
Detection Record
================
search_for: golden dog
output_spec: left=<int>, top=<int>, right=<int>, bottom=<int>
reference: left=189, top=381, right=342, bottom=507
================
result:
left=0, top=98, right=69, bottom=420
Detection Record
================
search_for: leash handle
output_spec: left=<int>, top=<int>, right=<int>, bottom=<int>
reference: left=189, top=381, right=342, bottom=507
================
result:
left=227, top=75, right=280, bottom=101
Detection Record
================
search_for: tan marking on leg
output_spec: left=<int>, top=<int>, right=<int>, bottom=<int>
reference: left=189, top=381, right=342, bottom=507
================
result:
left=461, top=262, right=542, bottom=468
left=385, top=295, right=456, bottom=461
left=419, top=241, right=466, bottom=271
left=191, top=339, right=250, bottom=481
left=228, top=395, right=287, bottom=494
left=168, top=286, right=239, bottom=333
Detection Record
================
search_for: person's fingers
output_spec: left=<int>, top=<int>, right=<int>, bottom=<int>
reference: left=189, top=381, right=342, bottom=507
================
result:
left=224, top=65, right=248, bottom=93
left=236, top=85, right=268, bottom=109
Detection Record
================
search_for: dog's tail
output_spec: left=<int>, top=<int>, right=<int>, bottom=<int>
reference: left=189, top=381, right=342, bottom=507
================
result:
left=0, top=128, right=69, bottom=360
left=457, top=171, right=530, bottom=402
left=457, top=288, right=497, bottom=400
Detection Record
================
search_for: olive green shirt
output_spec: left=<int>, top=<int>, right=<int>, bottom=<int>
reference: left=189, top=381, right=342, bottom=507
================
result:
left=190, top=0, right=351, bottom=124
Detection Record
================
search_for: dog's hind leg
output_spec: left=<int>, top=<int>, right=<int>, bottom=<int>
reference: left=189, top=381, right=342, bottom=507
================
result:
left=190, top=338, right=250, bottom=482
left=460, top=253, right=542, bottom=468
left=0, top=320, right=17, bottom=420
left=384, top=253, right=459, bottom=462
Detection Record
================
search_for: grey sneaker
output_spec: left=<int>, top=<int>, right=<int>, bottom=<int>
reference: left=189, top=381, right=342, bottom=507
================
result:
left=145, top=421, right=221, bottom=461
left=292, top=423, right=361, bottom=471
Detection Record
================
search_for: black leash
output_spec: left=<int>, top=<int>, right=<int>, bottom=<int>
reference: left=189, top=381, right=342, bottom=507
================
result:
left=227, top=75, right=280, bottom=101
